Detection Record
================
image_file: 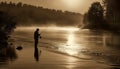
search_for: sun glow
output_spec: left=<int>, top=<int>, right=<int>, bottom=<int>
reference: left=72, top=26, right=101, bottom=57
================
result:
left=62, top=0, right=82, bottom=8
left=48, top=27, right=79, bottom=32
left=16, top=27, right=79, bottom=32
left=65, top=30, right=78, bottom=55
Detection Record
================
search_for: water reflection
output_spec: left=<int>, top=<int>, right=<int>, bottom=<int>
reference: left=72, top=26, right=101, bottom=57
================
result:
left=62, top=30, right=120, bottom=66
left=13, top=27, right=120, bottom=69
left=34, top=47, right=41, bottom=62
left=67, top=31, right=75, bottom=46
left=0, top=44, right=17, bottom=65
left=61, top=31, right=81, bottom=56
left=64, top=52, right=79, bottom=69
left=105, top=33, right=120, bottom=48
left=110, top=66, right=120, bottom=69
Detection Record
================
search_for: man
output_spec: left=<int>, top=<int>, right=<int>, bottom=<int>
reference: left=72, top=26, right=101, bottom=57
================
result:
left=34, top=28, right=41, bottom=48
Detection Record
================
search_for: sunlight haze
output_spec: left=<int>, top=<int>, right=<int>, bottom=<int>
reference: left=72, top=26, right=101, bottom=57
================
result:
left=0, top=0, right=102, bottom=14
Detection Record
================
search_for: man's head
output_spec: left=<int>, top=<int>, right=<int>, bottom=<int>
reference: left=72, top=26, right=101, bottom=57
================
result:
left=36, top=28, right=39, bottom=31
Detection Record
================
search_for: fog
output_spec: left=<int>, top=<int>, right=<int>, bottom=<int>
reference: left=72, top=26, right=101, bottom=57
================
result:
left=15, top=26, right=80, bottom=32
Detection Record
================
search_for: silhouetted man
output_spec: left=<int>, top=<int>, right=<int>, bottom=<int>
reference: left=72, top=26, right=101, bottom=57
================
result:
left=34, top=28, right=41, bottom=48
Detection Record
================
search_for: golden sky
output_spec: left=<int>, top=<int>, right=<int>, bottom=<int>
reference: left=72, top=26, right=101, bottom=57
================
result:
left=0, top=0, right=102, bottom=14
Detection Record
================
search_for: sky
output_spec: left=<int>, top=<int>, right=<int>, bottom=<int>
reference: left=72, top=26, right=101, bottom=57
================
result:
left=0, top=0, right=102, bottom=14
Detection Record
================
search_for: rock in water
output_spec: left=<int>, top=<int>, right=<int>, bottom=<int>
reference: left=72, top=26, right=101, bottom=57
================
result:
left=16, top=46, right=23, bottom=50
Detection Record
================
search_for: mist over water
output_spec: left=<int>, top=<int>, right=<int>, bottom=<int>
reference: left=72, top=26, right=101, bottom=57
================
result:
left=14, top=27, right=120, bottom=61
left=15, top=26, right=80, bottom=31
left=0, top=26, right=120, bottom=69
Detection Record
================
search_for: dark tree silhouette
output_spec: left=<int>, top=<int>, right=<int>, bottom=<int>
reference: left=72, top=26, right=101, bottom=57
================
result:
left=0, top=11, right=17, bottom=63
left=0, top=11, right=16, bottom=48
left=103, top=0, right=120, bottom=30
left=87, top=2, right=105, bottom=29
left=82, top=13, right=89, bottom=29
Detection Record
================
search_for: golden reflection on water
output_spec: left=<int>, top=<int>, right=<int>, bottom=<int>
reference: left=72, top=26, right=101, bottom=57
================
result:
left=67, top=32, right=75, bottom=46
left=17, top=27, right=81, bottom=55
left=64, top=30, right=80, bottom=55
left=65, top=52, right=79, bottom=69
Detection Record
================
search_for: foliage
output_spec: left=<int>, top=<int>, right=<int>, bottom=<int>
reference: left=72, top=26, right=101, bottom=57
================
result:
left=0, top=1, right=82, bottom=26
left=83, top=2, right=109, bottom=30
left=0, top=11, right=16, bottom=48
left=103, top=0, right=120, bottom=30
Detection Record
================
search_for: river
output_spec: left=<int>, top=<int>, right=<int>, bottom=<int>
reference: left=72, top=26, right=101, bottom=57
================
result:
left=0, top=27, right=120, bottom=69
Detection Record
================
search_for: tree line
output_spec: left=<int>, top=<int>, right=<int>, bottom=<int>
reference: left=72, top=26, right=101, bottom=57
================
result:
left=0, top=1, right=82, bottom=26
left=83, top=0, right=120, bottom=31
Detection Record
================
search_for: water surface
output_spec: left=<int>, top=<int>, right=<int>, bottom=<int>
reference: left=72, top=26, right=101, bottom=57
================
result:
left=0, top=27, right=120, bottom=69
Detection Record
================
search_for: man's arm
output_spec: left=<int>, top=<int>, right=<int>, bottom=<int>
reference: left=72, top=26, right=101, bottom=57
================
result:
left=38, top=34, right=42, bottom=39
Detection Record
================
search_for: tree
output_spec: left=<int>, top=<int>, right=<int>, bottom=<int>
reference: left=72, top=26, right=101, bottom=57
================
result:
left=82, top=13, right=89, bottom=28
left=17, top=2, right=22, bottom=7
left=87, top=2, right=105, bottom=29
left=103, top=0, right=120, bottom=30
left=0, top=11, right=16, bottom=48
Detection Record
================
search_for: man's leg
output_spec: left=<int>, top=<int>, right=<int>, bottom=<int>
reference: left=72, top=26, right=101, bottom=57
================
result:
left=35, top=39, right=38, bottom=48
